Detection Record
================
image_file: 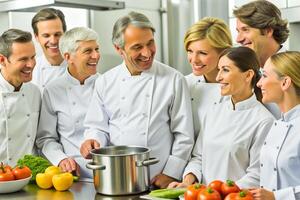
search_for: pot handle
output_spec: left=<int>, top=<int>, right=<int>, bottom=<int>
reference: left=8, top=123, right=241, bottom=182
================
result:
left=86, top=162, right=106, bottom=170
left=136, top=157, right=159, bottom=167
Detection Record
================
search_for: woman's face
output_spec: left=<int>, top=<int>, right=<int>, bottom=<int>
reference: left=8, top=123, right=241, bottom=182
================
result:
left=257, top=59, right=283, bottom=103
left=217, top=55, right=253, bottom=103
left=187, top=39, right=220, bottom=79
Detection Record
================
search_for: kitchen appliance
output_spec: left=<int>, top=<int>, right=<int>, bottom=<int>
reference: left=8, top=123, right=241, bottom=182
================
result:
left=86, top=146, right=159, bottom=195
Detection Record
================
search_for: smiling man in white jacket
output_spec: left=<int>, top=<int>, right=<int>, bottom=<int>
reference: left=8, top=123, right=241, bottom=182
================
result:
left=36, top=27, right=100, bottom=179
left=0, top=29, right=41, bottom=166
left=80, top=12, right=194, bottom=188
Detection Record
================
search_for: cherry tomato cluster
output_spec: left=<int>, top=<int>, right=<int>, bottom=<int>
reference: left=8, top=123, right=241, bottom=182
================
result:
left=184, top=180, right=253, bottom=200
left=0, top=162, right=32, bottom=181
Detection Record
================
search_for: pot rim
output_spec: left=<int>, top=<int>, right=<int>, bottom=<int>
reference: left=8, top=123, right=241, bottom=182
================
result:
left=89, top=145, right=151, bottom=157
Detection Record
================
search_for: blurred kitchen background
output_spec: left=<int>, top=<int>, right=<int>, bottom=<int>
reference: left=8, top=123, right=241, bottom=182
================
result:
left=0, top=0, right=300, bottom=75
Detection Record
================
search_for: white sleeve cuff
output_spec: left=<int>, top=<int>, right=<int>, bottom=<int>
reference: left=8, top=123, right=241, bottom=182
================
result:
left=162, top=155, right=187, bottom=180
left=274, top=187, right=296, bottom=200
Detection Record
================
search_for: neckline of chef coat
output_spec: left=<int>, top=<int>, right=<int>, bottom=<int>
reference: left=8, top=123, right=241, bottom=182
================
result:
left=64, top=68, right=99, bottom=86
left=40, top=54, right=67, bottom=68
left=227, top=93, right=257, bottom=111
left=120, top=61, right=155, bottom=78
left=281, top=104, right=300, bottom=122
left=0, top=70, right=21, bottom=92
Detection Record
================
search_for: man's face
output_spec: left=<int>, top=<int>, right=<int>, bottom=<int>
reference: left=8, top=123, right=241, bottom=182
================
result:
left=236, top=19, right=268, bottom=56
left=118, top=25, right=156, bottom=75
left=0, top=42, right=36, bottom=88
left=35, top=18, right=64, bottom=61
left=68, top=40, right=100, bottom=78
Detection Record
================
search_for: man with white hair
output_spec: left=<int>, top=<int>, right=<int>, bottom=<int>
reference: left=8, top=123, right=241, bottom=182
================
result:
left=36, top=27, right=100, bottom=178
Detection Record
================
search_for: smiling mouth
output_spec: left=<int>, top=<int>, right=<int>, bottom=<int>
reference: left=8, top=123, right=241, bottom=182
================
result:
left=87, top=62, right=97, bottom=67
left=193, top=65, right=206, bottom=70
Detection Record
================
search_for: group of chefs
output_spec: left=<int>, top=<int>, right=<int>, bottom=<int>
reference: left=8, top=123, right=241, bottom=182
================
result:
left=0, top=0, right=299, bottom=199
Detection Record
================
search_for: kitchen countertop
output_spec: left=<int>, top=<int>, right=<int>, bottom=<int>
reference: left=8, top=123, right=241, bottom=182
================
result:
left=0, top=181, right=150, bottom=200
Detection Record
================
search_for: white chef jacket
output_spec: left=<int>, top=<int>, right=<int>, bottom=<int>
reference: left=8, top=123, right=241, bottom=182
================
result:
left=0, top=71, right=41, bottom=166
left=185, top=73, right=222, bottom=137
left=36, top=69, right=99, bottom=178
left=32, top=55, right=67, bottom=92
left=183, top=94, right=274, bottom=188
left=83, top=60, right=194, bottom=180
left=260, top=104, right=300, bottom=200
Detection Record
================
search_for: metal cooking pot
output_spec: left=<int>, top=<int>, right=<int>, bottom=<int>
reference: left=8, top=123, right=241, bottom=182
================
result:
left=86, top=145, right=159, bottom=195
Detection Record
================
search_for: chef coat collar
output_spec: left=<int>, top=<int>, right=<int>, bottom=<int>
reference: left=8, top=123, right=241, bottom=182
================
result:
left=282, top=104, right=300, bottom=122
left=65, top=68, right=99, bottom=85
left=41, top=54, right=67, bottom=68
left=120, top=61, right=155, bottom=78
left=228, top=93, right=257, bottom=111
left=0, top=70, right=22, bottom=92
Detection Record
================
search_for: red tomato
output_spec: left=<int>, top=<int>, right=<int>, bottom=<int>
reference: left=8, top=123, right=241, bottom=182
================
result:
left=208, top=180, right=223, bottom=194
left=12, top=166, right=32, bottom=180
left=224, top=192, right=238, bottom=200
left=236, top=190, right=254, bottom=200
left=197, top=188, right=222, bottom=200
left=0, top=163, right=14, bottom=182
left=221, top=180, right=240, bottom=197
left=184, top=183, right=207, bottom=200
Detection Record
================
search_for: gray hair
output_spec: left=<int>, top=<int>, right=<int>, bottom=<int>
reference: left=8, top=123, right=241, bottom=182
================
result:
left=112, top=11, right=155, bottom=49
left=59, top=27, right=99, bottom=56
left=0, top=29, right=32, bottom=58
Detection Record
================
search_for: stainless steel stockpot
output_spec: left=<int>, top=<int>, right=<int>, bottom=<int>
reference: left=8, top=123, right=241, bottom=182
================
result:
left=86, top=145, right=159, bottom=195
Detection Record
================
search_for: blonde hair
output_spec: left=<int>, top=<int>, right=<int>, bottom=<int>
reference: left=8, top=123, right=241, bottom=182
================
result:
left=270, top=51, right=300, bottom=95
left=184, top=17, right=232, bottom=52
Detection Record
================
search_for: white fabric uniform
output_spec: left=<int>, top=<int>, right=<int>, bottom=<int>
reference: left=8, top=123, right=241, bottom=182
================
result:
left=0, top=72, right=41, bottom=166
left=183, top=94, right=274, bottom=188
left=32, top=55, right=67, bottom=92
left=83, top=60, right=194, bottom=179
left=260, top=104, right=300, bottom=200
left=185, top=73, right=222, bottom=137
left=36, top=70, right=99, bottom=178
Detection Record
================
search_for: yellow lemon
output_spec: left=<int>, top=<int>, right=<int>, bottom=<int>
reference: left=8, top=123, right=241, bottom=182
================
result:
left=36, top=173, right=53, bottom=189
left=52, top=172, right=73, bottom=191
left=45, top=166, right=61, bottom=177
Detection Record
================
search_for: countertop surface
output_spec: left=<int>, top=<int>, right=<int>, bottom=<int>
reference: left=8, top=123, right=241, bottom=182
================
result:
left=0, top=181, right=150, bottom=200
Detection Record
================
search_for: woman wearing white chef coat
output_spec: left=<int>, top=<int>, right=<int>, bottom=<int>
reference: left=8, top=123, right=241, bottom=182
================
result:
left=36, top=27, right=100, bottom=179
left=184, top=17, right=232, bottom=136
left=169, top=47, right=274, bottom=188
left=250, top=52, right=300, bottom=200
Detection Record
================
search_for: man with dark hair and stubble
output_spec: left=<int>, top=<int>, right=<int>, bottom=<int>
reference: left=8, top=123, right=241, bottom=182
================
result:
left=31, top=8, right=67, bottom=92
left=0, top=29, right=41, bottom=166
left=234, top=0, right=289, bottom=119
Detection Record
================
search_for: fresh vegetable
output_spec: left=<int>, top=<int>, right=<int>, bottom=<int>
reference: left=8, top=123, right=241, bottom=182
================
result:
left=36, top=173, right=53, bottom=189
left=52, top=172, right=74, bottom=191
left=17, top=155, right=51, bottom=181
left=185, top=183, right=206, bottom=200
left=149, top=188, right=187, bottom=199
left=0, top=163, right=14, bottom=181
left=197, top=188, right=222, bottom=200
left=224, top=190, right=253, bottom=200
left=44, top=166, right=61, bottom=177
left=73, top=175, right=79, bottom=182
left=12, top=165, right=32, bottom=180
left=221, top=180, right=240, bottom=197
left=208, top=180, right=223, bottom=195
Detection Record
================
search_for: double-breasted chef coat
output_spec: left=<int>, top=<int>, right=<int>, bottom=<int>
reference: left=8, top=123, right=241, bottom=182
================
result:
left=36, top=70, right=99, bottom=179
left=260, top=105, right=300, bottom=200
left=83, top=60, right=194, bottom=180
left=0, top=72, right=41, bottom=166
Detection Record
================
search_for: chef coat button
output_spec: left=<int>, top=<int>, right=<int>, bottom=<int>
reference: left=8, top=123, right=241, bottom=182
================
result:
left=22, top=93, right=25, bottom=97
left=42, top=68, right=45, bottom=70
left=197, top=80, right=201, bottom=83
left=264, top=141, right=266, bottom=145
left=122, top=78, right=126, bottom=82
left=27, top=114, right=30, bottom=117
left=3, top=95, right=6, bottom=98
left=191, top=98, right=194, bottom=101
left=274, top=122, right=277, bottom=126
left=286, top=125, right=289, bottom=128
left=121, top=97, right=125, bottom=100
left=260, top=163, right=263, bottom=167
left=276, top=146, right=279, bottom=149
left=260, top=186, right=264, bottom=188
left=146, top=94, right=150, bottom=98
left=272, top=189, right=276, bottom=191
left=141, top=132, right=146, bottom=135
left=42, top=85, right=45, bottom=88
left=142, top=113, right=148, bottom=117
left=9, top=157, right=12, bottom=161
left=8, top=137, right=11, bottom=141
left=149, top=77, right=152, bottom=80
left=7, top=116, right=10, bottom=119
left=27, top=134, right=30, bottom=138
left=274, top=168, right=277, bottom=171
left=72, top=102, right=76, bottom=105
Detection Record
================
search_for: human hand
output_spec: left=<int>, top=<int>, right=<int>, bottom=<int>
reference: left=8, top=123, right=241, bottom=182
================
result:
left=249, top=188, right=275, bottom=200
left=58, top=157, right=80, bottom=176
left=167, top=181, right=188, bottom=188
left=80, top=139, right=100, bottom=159
left=151, top=173, right=177, bottom=189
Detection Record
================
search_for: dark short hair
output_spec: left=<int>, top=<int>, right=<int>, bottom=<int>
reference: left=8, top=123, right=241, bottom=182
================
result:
left=31, top=8, right=66, bottom=35
left=233, top=0, right=289, bottom=44
left=0, top=29, right=32, bottom=58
